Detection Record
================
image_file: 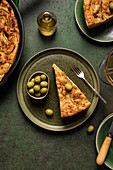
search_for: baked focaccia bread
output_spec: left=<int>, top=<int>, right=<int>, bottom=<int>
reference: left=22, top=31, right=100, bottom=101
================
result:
left=52, top=64, right=91, bottom=118
left=83, top=0, right=113, bottom=29
left=0, top=0, right=20, bottom=81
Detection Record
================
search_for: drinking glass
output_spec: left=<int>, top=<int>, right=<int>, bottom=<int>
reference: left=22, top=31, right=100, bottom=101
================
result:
left=99, top=49, right=113, bottom=85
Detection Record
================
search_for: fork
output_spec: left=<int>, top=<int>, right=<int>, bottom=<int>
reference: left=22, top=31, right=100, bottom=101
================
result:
left=71, top=67, right=107, bottom=104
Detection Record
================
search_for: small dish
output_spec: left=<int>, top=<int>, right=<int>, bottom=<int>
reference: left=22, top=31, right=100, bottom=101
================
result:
left=27, top=71, right=49, bottom=100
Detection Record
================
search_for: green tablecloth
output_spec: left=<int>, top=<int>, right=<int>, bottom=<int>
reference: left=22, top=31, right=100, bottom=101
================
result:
left=0, top=0, right=113, bottom=169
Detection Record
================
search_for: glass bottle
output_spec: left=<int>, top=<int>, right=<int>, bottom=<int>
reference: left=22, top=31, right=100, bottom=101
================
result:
left=37, top=11, right=57, bottom=36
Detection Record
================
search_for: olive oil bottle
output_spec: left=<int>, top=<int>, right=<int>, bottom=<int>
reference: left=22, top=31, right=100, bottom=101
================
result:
left=37, top=11, right=57, bottom=36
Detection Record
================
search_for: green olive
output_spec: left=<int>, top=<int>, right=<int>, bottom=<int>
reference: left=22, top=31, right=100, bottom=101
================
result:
left=109, top=2, right=113, bottom=10
left=34, top=85, right=40, bottom=92
left=41, top=74, right=47, bottom=80
left=65, top=83, right=72, bottom=91
left=29, top=88, right=34, bottom=95
left=87, top=125, right=94, bottom=133
left=31, top=78, right=35, bottom=82
left=40, top=88, right=48, bottom=94
left=45, top=109, right=53, bottom=116
left=34, top=76, right=41, bottom=84
left=27, top=81, right=35, bottom=88
left=40, top=81, right=48, bottom=87
left=35, top=92, right=41, bottom=97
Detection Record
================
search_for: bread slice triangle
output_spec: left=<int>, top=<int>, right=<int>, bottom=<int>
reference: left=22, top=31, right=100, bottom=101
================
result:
left=83, top=0, right=113, bottom=29
left=52, top=64, right=91, bottom=118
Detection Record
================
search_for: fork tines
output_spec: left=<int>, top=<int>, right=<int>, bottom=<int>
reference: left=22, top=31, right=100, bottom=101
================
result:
left=71, top=67, right=81, bottom=75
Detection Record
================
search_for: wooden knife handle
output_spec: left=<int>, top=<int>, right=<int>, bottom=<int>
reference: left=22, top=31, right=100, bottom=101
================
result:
left=96, top=136, right=112, bottom=165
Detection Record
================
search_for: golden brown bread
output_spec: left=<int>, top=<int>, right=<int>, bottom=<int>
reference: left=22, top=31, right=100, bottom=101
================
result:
left=83, top=0, right=113, bottom=28
left=0, top=0, right=20, bottom=81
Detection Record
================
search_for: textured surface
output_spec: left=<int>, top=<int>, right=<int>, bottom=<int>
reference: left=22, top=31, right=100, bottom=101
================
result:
left=0, top=0, right=113, bottom=169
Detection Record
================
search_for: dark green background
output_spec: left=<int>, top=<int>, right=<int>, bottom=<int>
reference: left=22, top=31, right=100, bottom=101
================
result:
left=0, top=0, right=113, bottom=169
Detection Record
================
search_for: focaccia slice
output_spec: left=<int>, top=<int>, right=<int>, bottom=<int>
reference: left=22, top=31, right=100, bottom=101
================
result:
left=52, top=64, right=91, bottom=118
left=83, top=0, right=113, bottom=29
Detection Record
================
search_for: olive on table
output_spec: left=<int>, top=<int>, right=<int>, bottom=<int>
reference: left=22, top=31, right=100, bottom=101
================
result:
left=27, top=81, right=35, bottom=89
left=40, top=81, right=48, bottom=87
left=109, top=2, right=113, bottom=10
left=65, top=83, right=72, bottom=91
left=87, top=125, right=94, bottom=133
left=45, top=109, right=53, bottom=116
left=41, top=74, right=47, bottom=80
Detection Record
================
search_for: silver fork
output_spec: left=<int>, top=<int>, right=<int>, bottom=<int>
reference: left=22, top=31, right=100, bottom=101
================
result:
left=71, top=67, right=107, bottom=104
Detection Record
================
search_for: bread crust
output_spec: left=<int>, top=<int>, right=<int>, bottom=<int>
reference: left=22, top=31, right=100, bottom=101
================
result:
left=83, top=0, right=113, bottom=28
left=53, top=64, right=91, bottom=118
left=0, top=0, right=20, bottom=81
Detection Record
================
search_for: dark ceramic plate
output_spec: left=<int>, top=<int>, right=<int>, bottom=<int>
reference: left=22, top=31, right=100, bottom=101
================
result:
left=17, top=48, right=99, bottom=131
left=75, top=0, right=113, bottom=42
left=96, top=113, right=113, bottom=169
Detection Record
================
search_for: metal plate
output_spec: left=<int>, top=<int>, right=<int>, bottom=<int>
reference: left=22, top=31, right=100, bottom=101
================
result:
left=96, top=113, right=113, bottom=169
left=75, top=0, right=113, bottom=42
left=17, top=48, right=99, bottom=131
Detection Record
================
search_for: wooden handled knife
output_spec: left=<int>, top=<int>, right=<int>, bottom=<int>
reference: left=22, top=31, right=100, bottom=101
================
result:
left=96, top=121, right=113, bottom=165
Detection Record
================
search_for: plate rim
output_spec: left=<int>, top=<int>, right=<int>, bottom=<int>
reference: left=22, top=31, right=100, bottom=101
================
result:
left=75, top=0, right=113, bottom=43
left=17, top=47, right=100, bottom=131
left=96, top=113, right=113, bottom=169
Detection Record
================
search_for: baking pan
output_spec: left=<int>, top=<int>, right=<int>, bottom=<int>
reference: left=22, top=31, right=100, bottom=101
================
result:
left=0, top=0, right=24, bottom=87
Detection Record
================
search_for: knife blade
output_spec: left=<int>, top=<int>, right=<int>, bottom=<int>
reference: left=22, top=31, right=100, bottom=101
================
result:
left=96, top=121, right=113, bottom=165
